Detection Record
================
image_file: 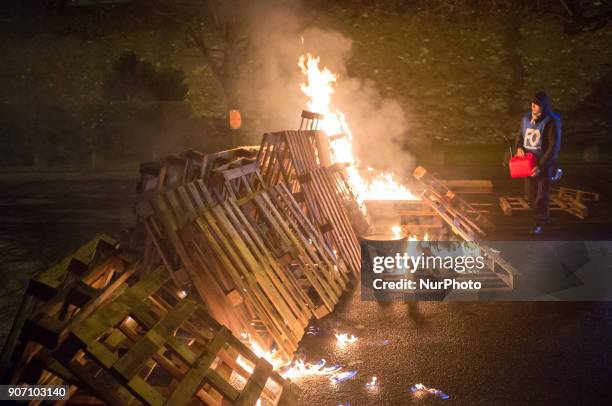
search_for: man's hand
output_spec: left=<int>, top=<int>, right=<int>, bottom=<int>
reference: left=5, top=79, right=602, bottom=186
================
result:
left=530, top=165, right=540, bottom=177
left=516, top=147, right=525, bottom=157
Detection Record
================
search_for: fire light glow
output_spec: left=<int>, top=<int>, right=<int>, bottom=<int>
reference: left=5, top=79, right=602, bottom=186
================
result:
left=239, top=333, right=348, bottom=381
left=281, top=359, right=342, bottom=379
left=334, top=333, right=358, bottom=345
left=298, top=54, right=418, bottom=203
left=391, top=225, right=402, bottom=240
left=239, top=332, right=285, bottom=371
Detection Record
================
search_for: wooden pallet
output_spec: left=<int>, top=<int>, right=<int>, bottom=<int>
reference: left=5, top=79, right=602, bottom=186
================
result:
left=298, top=168, right=362, bottom=275
left=0, top=235, right=134, bottom=383
left=413, top=166, right=494, bottom=231
left=299, top=110, right=324, bottom=131
left=135, top=147, right=259, bottom=269
left=557, top=186, right=599, bottom=203
left=257, top=130, right=322, bottom=191
left=440, top=179, right=493, bottom=194
left=137, top=148, right=260, bottom=195
left=210, top=160, right=265, bottom=203
left=137, top=180, right=319, bottom=362
left=327, top=163, right=372, bottom=236
left=238, top=184, right=350, bottom=319
left=499, top=185, right=600, bottom=219
left=210, top=161, right=350, bottom=316
left=258, top=129, right=371, bottom=237
left=37, top=267, right=298, bottom=405
left=412, top=167, right=494, bottom=241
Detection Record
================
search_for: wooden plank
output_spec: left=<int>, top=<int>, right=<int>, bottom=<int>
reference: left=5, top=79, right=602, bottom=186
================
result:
left=164, top=326, right=231, bottom=405
left=112, top=299, right=198, bottom=380
left=72, top=268, right=169, bottom=346
left=276, top=380, right=300, bottom=406
left=29, top=235, right=118, bottom=300
left=500, top=197, right=512, bottom=216
left=441, top=179, right=493, bottom=194
left=235, top=357, right=273, bottom=405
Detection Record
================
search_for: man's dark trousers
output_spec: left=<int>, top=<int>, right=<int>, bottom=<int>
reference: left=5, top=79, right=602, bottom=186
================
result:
left=524, top=165, right=552, bottom=223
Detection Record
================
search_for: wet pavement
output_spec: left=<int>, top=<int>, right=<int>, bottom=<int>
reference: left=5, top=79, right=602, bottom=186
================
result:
left=0, top=178, right=136, bottom=347
left=296, top=284, right=612, bottom=405
left=1, top=174, right=612, bottom=404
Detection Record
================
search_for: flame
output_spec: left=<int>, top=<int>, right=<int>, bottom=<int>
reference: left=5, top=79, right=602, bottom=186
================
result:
left=392, top=226, right=429, bottom=241
left=239, top=333, right=344, bottom=380
left=391, top=225, right=402, bottom=240
left=281, top=358, right=342, bottom=379
left=239, top=332, right=286, bottom=371
left=334, top=333, right=358, bottom=345
left=365, top=376, right=379, bottom=390
left=298, top=54, right=418, bottom=203
left=410, top=383, right=450, bottom=400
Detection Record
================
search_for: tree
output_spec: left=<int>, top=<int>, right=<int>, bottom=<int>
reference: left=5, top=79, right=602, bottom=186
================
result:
left=184, top=0, right=250, bottom=126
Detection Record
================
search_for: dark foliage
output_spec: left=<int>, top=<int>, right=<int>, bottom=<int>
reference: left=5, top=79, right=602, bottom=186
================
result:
left=103, top=50, right=188, bottom=101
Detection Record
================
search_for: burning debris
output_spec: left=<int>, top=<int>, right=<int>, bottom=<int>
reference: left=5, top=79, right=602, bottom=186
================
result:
left=335, top=333, right=359, bottom=345
left=280, top=359, right=342, bottom=379
left=330, top=370, right=359, bottom=383
left=410, top=383, right=450, bottom=400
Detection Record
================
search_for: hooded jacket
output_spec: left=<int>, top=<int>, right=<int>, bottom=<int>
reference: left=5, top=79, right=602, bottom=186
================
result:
left=514, top=92, right=562, bottom=168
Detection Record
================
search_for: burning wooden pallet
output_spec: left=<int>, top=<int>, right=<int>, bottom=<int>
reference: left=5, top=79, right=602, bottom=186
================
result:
left=257, top=130, right=369, bottom=237
left=137, top=175, right=351, bottom=362
left=137, top=181, right=287, bottom=360
left=256, top=131, right=363, bottom=274
left=6, top=266, right=298, bottom=405
left=213, top=162, right=351, bottom=315
left=297, top=167, right=362, bottom=275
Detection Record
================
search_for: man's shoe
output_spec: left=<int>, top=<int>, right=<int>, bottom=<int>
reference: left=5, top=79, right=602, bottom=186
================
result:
left=530, top=223, right=545, bottom=235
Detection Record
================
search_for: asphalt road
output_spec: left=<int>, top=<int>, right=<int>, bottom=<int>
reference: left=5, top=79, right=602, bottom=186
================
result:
left=0, top=178, right=136, bottom=348
left=296, top=285, right=612, bottom=405
left=0, top=173, right=611, bottom=405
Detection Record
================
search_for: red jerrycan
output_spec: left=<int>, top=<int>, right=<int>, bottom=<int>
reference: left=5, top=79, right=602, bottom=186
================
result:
left=509, top=153, right=537, bottom=178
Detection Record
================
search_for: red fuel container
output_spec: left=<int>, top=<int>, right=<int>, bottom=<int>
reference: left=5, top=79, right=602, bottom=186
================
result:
left=509, top=153, right=537, bottom=178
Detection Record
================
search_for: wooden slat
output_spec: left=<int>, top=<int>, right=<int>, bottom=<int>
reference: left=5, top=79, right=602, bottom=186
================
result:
left=165, top=327, right=232, bottom=405
left=112, top=299, right=198, bottom=380
left=235, top=357, right=273, bottom=405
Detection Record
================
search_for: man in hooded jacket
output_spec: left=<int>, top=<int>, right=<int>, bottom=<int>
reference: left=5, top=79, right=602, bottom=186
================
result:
left=514, top=91, right=562, bottom=235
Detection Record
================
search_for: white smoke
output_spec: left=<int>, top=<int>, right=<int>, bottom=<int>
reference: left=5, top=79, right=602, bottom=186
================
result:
left=242, top=2, right=414, bottom=177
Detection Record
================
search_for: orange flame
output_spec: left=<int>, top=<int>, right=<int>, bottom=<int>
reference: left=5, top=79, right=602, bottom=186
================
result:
left=298, top=54, right=417, bottom=202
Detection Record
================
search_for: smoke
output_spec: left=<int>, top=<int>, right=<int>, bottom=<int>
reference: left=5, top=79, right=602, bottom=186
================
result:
left=242, top=1, right=414, bottom=178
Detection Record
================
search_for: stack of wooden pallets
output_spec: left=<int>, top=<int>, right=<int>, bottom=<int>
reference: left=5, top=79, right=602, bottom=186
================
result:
left=1, top=240, right=298, bottom=405
left=257, top=130, right=363, bottom=275
left=136, top=151, right=353, bottom=362
left=413, top=166, right=495, bottom=242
